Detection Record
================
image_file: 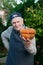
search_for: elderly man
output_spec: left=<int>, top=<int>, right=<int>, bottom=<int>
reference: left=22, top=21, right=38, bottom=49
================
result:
left=1, top=12, right=37, bottom=65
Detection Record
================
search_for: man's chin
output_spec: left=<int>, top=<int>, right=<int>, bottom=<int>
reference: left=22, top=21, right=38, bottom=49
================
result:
left=15, top=28, right=20, bottom=31
left=14, top=27, right=23, bottom=31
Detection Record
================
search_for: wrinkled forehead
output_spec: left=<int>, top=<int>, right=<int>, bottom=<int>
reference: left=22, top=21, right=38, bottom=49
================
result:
left=11, top=17, right=23, bottom=22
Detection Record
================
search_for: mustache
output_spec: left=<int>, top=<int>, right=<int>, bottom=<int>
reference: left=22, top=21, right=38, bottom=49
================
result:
left=14, top=24, right=25, bottom=28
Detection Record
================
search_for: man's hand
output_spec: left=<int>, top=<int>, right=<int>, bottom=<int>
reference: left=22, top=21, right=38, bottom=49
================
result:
left=22, top=37, right=31, bottom=48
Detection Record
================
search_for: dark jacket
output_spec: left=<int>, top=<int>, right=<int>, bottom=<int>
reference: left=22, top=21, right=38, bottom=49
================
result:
left=6, top=28, right=34, bottom=65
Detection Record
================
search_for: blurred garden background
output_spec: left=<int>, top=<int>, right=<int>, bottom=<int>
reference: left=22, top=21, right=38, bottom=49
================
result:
left=0, top=0, right=43, bottom=65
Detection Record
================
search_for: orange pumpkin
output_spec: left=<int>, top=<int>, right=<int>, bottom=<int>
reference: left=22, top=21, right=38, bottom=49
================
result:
left=20, top=28, right=36, bottom=39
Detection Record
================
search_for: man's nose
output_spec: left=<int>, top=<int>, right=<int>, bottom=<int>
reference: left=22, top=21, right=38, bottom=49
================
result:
left=15, top=22, right=18, bottom=26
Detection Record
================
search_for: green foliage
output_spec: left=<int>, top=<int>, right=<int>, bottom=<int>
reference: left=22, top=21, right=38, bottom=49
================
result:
left=24, top=7, right=43, bottom=37
left=38, top=0, right=43, bottom=8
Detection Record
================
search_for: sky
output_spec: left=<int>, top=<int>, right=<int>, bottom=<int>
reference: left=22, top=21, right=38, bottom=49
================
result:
left=15, top=0, right=23, bottom=4
left=16, top=0, right=39, bottom=4
left=34, top=0, right=39, bottom=3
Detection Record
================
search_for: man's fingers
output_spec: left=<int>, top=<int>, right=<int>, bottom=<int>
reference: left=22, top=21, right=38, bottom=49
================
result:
left=26, top=38, right=30, bottom=41
left=22, top=37, right=26, bottom=41
left=21, top=37, right=31, bottom=47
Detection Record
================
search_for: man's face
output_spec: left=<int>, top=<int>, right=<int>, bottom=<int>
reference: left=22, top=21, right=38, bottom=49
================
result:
left=11, top=17, right=24, bottom=30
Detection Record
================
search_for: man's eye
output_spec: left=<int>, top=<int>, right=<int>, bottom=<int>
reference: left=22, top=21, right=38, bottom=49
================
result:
left=17, top=21, right=19, bottom=23
left=12, top=22, right=16, bottom=24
